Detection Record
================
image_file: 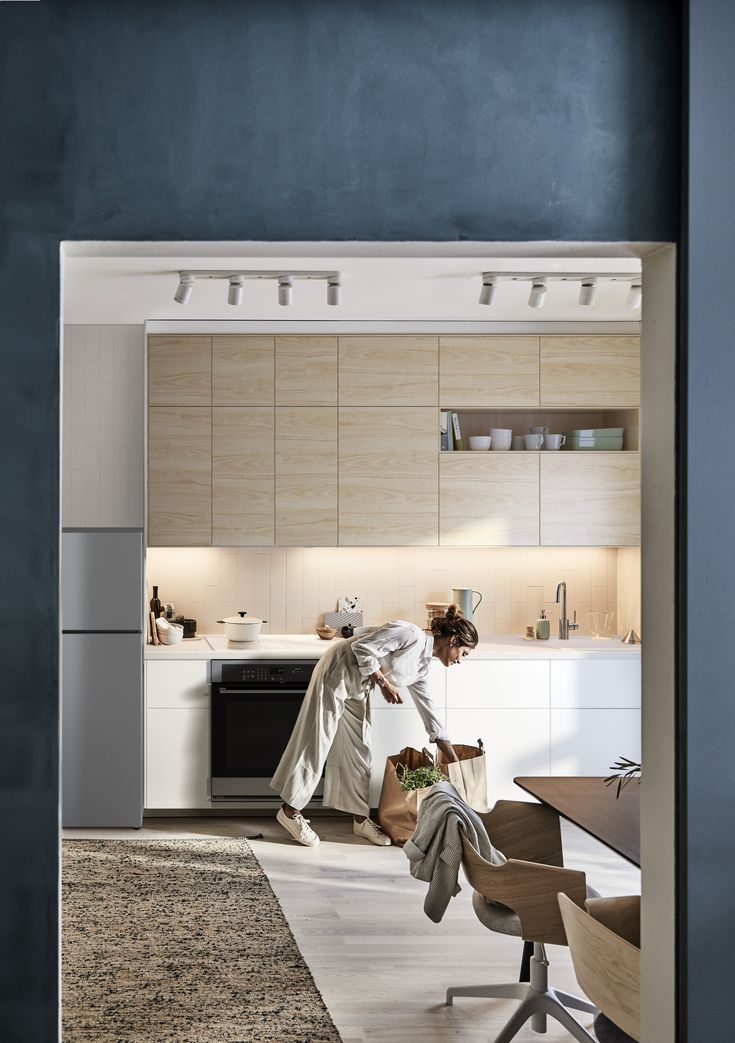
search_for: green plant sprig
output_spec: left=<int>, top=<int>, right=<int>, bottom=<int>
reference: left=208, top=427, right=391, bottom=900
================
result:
left=397, top=764, right=449, bottom=791
left=604, top=757, right=641, bottom=799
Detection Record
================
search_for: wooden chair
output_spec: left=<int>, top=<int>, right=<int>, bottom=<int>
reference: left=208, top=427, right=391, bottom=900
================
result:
left=446, top=800, right=598, bottom=1043
left=558, top=893, right=640, bottom=1042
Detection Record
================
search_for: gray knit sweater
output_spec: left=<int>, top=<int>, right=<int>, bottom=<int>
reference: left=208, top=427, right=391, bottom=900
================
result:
left=404, top=781, right=506, bottom=923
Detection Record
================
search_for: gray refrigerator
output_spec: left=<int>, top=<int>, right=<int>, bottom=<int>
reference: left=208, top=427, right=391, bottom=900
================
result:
left=61, top=528, right=144, bottom=827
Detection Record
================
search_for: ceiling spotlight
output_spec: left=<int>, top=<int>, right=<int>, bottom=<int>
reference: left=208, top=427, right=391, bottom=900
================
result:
left=479, top=277, right=496, bottom=306
left=278, top=276, right=293, bottom=306
left=227, top=275, right=244, bottom=306
left=578, top=278, right=597, bottom=306
left=174, top=274, right=194, bottom=305
left=528, top=280, right=547, bottom=308
left=327, top=277, right=341, bottom=306
left=627, top=282, right=642, bottom=309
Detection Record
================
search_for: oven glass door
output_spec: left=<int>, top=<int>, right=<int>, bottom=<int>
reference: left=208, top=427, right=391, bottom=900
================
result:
left=211, top=686, right=322, bottom=798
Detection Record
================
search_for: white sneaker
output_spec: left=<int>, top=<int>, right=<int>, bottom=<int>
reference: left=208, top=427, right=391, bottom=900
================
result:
left=353, top=818, right=391, bottom=846
left=276, top=807, right=320, bottom=847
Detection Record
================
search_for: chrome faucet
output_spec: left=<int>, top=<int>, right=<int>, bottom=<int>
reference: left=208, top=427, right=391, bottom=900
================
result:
left=555, top=581, right=579, bottom=639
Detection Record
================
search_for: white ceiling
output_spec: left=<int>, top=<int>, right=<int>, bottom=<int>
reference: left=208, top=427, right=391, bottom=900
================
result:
left=62, top=241, right=647, bottom=326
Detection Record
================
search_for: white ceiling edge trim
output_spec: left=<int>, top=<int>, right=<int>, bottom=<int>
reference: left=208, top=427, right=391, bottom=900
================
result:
left=63, top=240, right=656, bottom=260
left=145, top=319, right=640, bottom=334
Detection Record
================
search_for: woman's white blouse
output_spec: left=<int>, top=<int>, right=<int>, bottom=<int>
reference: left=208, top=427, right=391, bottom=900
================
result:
left=351, top=621, right=450, bottom=743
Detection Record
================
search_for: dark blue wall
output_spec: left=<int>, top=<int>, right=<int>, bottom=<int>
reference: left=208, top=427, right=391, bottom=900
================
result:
left=685, top=1, right=735, bottom=1039
left=0, top=1, right=681, bottom=1039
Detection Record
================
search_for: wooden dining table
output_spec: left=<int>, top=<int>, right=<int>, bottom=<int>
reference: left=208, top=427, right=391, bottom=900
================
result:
left=513, top=775, right=641, bottom=868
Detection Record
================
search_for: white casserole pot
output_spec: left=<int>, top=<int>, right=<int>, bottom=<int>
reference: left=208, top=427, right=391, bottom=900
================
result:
left=217, top=611, right=267, bottom=642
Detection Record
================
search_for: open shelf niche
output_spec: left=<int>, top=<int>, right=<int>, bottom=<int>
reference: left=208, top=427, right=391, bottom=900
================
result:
left=440, top=408, right=639, bottom=452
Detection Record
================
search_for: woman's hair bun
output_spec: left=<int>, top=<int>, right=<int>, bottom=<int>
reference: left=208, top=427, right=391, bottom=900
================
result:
left=430, top=603, right=478, bottom=647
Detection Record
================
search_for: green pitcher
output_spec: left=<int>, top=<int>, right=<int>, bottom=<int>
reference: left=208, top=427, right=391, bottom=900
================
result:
left=452, top=588, right=483, bottom=620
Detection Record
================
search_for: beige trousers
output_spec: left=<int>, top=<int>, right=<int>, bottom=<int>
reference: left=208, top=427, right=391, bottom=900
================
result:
left=270, top=638, right=372, bottom=816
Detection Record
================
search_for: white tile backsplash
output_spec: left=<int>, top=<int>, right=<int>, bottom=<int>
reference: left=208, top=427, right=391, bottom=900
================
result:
left=146, top=545, right=620, bottom=637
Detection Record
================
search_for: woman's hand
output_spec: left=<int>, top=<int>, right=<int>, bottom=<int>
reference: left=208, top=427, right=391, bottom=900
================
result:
left=436, top=739, right=459, bottom=763
left=371, top=672, right=403, bottom=704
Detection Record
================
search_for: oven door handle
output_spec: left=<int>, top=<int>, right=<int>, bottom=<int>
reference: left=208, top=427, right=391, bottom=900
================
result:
left=215, top=687, right=308, bottom=696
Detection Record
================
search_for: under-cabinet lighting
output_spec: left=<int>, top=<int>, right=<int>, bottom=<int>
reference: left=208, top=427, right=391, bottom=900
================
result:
left=479, top=277, right=496, bottom=306
left=478, top=270, right=642, bottom=310
left=227, top=276, right=244, bottom=306
left=528, top=280, right=547, bottom=308
left=327, top=277, right=341, bottom=306
left=278, top=276, right=293, bottom=307
left=627, top=282, right=642, bottom=309
left=173, top=269, right=342, bottom=306
left=578, top=279, right=597, bottom=306
left=174, top=274, right=194, bottom=304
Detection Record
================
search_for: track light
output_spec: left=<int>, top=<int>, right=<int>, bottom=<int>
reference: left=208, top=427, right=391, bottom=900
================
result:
left=278, top=276, right=293, bottom=306
left=528, top=280, right=547, bottom=308
left=327, top=277, right=341, bottom=306
left=627, top=282, right=642, bottom=309
left=227, top=276, right=244, bottom=306
left=479, top=277, right=496, bottom=306
left=578, top=279, right=597, bottom=306
left=174, top=274, right=194, bottom=305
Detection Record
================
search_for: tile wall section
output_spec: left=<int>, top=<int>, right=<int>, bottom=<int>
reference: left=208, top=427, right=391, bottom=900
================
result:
left=146, top=545, right=618, bottom=637
left=62, top=325, right=145, bottom=527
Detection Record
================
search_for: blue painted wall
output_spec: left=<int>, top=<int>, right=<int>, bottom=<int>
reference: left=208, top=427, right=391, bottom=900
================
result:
left=0, top=1, right=680, bottom=1038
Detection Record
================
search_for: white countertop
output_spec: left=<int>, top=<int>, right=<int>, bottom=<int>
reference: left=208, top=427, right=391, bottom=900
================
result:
left=145, top=632, right=640, bottom=661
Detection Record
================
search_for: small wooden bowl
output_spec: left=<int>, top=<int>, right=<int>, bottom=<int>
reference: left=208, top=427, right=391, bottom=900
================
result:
left=316, top=625, right=337, bottom=640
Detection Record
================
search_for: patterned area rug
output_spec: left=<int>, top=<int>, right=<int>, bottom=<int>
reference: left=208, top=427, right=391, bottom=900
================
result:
left=62, top=838, right=342, bottom=1043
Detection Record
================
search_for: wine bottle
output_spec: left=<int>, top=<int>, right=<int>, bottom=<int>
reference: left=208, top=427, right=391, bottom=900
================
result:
left=150, top=585, right=162, bottom=618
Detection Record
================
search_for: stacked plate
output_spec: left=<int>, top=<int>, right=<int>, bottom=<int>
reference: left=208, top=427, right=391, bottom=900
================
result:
left=568, top=427, right=624, bottom=451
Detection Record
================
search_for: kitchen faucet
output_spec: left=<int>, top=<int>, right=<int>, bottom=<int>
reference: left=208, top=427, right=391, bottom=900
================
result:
left=555, top=581, right=579, bottom=639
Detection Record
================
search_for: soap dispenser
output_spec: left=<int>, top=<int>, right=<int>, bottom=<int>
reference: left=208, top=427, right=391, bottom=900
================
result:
left=535, top=609, right=550, bottom=640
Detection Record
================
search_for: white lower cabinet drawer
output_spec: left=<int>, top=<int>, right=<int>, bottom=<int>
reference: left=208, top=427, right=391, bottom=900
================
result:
left=146, top=660, right=209, bottom=709
left=550, top=659, right=641, bottom=709
left=446, top=708, right=549, bottom=804
left=446, top=660, right=549, bottom=709
left=550, top=708, right=641, bottom=776
left=146, top=708, right=210, bottom=809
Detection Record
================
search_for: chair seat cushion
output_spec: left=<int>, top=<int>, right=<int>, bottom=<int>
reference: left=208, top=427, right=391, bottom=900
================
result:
left=472, top=884, right=601, bottom=938
left=593, top=1011, right=637, bottom=1043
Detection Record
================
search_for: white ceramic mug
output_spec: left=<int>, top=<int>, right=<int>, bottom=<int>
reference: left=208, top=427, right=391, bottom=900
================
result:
left=490, top=427, right=512, bottom=451
left=511, top=435, right=526, bottom=450
left=469, top=435, right=492, bottom=451
left=544, top=433, right=566, bottom=450
left=524, top=433, right=544, bottom=450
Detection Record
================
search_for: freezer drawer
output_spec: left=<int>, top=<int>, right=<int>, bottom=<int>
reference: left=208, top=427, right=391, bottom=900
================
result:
left=62, top=529, right=143, bottom=631
left=62, top=632, right=143, bottom=827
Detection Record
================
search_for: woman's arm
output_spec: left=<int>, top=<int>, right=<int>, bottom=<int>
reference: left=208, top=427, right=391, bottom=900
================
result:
left=435, top=738, right=459, bottom=763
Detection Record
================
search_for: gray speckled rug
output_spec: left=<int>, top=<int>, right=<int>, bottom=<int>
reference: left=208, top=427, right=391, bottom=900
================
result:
left=62, top=838, right=342, bottom=1043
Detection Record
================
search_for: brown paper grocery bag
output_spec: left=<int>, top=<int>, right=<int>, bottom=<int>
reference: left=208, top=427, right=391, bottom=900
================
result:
left=377, top=746, right=435, bottom=845
left=438, top=741, right=488, bottom=813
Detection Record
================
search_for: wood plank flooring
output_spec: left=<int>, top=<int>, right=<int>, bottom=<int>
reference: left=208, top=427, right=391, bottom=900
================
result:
left=64, top=815, right=640, bottom=1042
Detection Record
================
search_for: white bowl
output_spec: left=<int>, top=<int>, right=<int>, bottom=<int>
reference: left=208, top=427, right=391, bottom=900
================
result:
left=156, top=621, right=183, bottom=645
left=469, top=435, right=492, bottom=451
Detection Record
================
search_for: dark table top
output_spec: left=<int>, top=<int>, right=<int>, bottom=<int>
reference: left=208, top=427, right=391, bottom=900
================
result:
left=514, top=776, right=640, bottom=868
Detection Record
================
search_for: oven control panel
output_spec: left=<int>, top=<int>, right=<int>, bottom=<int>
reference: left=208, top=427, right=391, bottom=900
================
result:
left=213, top=660, right=316, bottom=685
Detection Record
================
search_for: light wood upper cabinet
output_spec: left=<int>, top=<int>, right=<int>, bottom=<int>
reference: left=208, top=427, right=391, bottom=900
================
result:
left=275, top=407, right=337, bottom=545
left=212, top=407, right=274, bottom=546
left=148, top=336, right=211, bottom=407
left=212, top=336, right=274, bottom=406
left=439, top=336, right=540, bottom=407
left=338, top=336, right=438, bottom=406
left=540, top=453, right=640, bottom=546
left=440, top=454, right=540, bottom=546
left=540, top=336, right=640, bottom=408
left=148, top=407, right=211, bottom=545
left=338, top=407, right=438, bottom=545
left=276, top=336, right=337, bottom=405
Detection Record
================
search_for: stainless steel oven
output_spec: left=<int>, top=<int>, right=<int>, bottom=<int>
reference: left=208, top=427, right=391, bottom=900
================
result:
left=210, top=659, right=323, bottom=804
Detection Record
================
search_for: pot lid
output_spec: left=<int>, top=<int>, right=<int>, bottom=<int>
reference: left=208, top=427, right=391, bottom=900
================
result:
left=218, top=611, right=267, bottom=625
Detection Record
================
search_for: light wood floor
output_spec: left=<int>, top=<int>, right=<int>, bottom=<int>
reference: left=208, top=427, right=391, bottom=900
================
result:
left=64, top=815, right=640, bottom=1042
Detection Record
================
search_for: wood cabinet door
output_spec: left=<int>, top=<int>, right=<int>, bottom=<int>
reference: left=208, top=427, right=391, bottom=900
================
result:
left=275, top=336, right=337, bottom=405
left=212, top=335, right=274, bottom=406
left=338, top=336, right=439, bottom=406
left=148, top=407, right=211, bottom=546
left=440, top=453, right=540, bottom=546
left=439, top=336, right=540, bottom=407
left=540, top=453, right=640, bottom=546
left=212, top=407, right=274, bottom=545
left=338, top=407, right=438, bottom=545
left=540, top=336, right=640, bottom=407
left=148, top=336, right=211, bottom=407
left=275, top=406, right=338, bottom=545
